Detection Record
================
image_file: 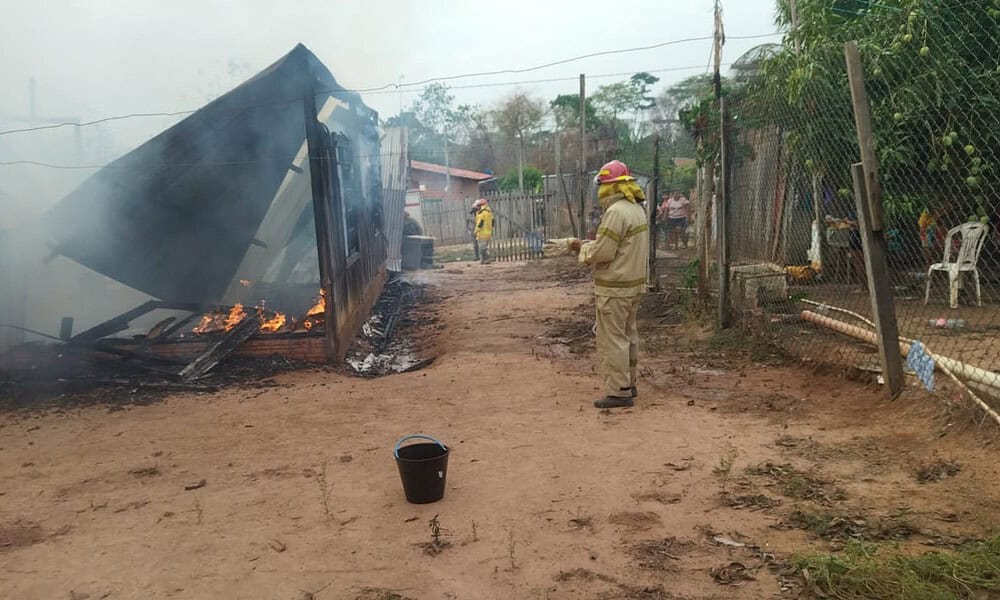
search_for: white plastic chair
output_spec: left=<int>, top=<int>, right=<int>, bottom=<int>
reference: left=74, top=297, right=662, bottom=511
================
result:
left=924, top=222, right=989, bottom=309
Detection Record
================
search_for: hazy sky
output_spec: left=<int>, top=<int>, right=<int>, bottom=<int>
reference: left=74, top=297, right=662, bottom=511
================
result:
left=0, top=0, right=782, bottom=220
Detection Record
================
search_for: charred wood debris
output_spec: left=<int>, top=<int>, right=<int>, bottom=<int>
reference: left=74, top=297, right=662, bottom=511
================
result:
left=0, top=274, right=435, bottom=410
left=346, top=275, right=437, bottom=377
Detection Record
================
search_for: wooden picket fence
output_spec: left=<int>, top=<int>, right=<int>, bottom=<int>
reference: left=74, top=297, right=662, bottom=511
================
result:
left=483, top=191, right=575, bottom=262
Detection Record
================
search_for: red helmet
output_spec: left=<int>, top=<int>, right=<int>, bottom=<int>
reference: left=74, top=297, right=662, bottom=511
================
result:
left=595, top=160, right=634, bottom=184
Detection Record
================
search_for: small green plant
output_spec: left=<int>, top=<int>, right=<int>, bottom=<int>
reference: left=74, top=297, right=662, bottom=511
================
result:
left=682, top=258, right=700, bottom=289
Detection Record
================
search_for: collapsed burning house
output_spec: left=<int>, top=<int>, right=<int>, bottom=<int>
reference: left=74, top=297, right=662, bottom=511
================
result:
left=0, top=44, right=410, bottom=381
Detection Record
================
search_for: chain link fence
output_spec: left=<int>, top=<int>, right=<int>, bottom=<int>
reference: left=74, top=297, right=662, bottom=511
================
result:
left=718, top=1, right=1000, bottom=405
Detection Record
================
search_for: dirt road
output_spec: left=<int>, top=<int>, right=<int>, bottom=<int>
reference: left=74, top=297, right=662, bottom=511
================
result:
left=2, top=260, right=998, bottom=599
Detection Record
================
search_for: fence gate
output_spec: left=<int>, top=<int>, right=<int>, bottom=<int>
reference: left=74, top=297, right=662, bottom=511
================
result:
left=483, top=192, right=556, bottom=262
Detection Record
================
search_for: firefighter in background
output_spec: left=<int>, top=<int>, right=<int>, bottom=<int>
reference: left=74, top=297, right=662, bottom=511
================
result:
left=568, top=160, right=649, bottom=409
left=473, top=198, right=495, bottom=264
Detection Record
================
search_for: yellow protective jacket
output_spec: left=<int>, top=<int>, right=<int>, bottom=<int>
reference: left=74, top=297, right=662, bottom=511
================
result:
left=579, top=193, right=649, bottom=297
left=475, top=206, right=494, bottom=241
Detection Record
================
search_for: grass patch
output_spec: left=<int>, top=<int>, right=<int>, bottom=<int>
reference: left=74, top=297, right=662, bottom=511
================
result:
left=782, top=508, right=918, bottom=543
left=745, top=462, right=847, bottom=505
left=793, top=537, right=1000, bottom=599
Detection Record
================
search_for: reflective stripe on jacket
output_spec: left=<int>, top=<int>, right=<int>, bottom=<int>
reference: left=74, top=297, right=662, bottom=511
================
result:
left=579, top=194, right=649, bottom=297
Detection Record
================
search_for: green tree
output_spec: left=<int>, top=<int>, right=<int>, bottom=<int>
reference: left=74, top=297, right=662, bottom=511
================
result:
left=743, top=0, right=1000, bottom=223
left=493, top=92, right=547, bottom=191
left=550, top=93, right=600, bottom=131
left=383, top=110, right=440, bottom=164
left=654, top=74, right=713, bottom=159
left=591, top=72, right=661, bottom=166
left=498, top=166, right=543, bottom=193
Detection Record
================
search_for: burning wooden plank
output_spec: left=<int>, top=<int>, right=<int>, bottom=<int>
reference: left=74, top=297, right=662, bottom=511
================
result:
left=179, top=312, right=262, bottom=380
left=302, top=290, right=326, bottom=331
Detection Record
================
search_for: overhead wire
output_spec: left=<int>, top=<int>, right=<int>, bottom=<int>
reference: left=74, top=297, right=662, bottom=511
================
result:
left=0, top=32, right=779, bottom=138
left=0, top=58, right=741, bottom=172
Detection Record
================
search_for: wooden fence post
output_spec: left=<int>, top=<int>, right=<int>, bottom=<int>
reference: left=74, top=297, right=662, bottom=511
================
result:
left=845, top=41, right=904, bottom=398
left=717, top=98, right=731, bottom=328
left=649, top=135, right=660, bottom=290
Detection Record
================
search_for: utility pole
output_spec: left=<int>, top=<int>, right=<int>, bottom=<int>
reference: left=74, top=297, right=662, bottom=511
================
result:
left=713, top=0, right=725, bottom=100
left=398, top=74, right=404, bottom=115
left=578, top=73, right=587, bottom=238
left=789, top=0, right=802, bottom=55
left=699, top=0, right=725, bottom=302
left=517, top=134, right=525, bottom=192
left=714, top=0, right=731, bottom=328
left=717, top=98, right=731, bottom=328
left=555, top=133, right=578, bottom=238
left=0, top=78, right=84, bottom=157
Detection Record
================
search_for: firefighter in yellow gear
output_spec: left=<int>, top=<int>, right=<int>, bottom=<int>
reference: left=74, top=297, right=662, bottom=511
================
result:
left=569, top=160, right=649, bottom=409
left=473, top=198, right=495, bottom=264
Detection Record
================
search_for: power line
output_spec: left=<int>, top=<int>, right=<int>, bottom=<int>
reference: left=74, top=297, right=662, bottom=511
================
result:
left=0, top=110, right=197, bottom=136
left=0, top=32, right=779, bottom=137
left=1, top=59, right=741, bottom=172
left=360, top=34, right=766, bottom=91
left=386, top=63, right=735, bottom=95
left=0, top=63, right=735, bottom=139
left=2, top=121, right=701, bottom=171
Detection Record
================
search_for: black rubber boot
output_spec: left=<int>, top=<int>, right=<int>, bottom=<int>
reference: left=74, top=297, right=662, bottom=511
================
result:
left=594, top=396, right=634, bottom=409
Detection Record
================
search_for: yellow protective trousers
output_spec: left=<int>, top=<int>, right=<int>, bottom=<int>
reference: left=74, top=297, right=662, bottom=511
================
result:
left=595, top=294, right=642, bottom=398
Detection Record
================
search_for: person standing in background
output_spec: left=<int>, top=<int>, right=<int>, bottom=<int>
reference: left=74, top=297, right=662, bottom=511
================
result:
left=662, top=191, right=691, bottom=250
left=473, top=198, right=495, bottom=264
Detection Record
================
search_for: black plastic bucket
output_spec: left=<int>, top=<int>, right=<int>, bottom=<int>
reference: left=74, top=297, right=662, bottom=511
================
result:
left=394, top=434, right=450, bottom=504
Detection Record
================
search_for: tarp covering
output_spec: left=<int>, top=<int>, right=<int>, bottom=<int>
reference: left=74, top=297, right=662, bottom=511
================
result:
left=40, top=44, right=368, bottom=305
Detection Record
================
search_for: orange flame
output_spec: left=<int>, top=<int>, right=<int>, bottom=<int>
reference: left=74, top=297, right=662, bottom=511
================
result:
left=191, top=313, right=219, bottom=335
left=259, top=311, right=287, bottom=333
left=303, top=290, right=326, bottom=331
left=191, top=303, right=246, bottom=335
left=192, top=291, right=323, bottom=336
left=224, top=304, right=247, bottom=330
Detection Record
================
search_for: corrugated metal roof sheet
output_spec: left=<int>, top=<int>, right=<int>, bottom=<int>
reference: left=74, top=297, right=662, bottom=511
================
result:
left=380, top=128, right=408, bottom=272
left=409, top=160, right=492, bottom=181
left=40, top=44, right=372, bottom=305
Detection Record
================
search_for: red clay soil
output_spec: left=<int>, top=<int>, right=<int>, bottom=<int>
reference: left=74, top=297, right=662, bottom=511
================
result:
left=1, top=260, right=998, bottom=600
